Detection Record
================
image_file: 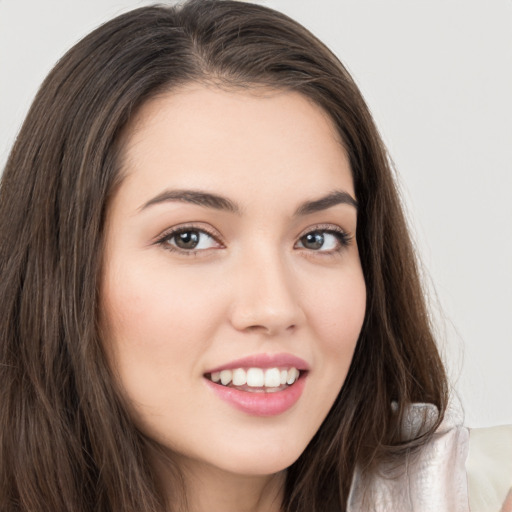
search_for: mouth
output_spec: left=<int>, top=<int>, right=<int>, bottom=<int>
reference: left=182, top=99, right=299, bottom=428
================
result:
left=203, top=355, right=309, bottom=416
left=203, top=353, right=309, bottom=416
left=204, top=366, right=304, bottom=393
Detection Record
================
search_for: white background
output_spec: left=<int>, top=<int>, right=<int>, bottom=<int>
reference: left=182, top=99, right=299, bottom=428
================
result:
left=1, top=0, right=511, bottom=427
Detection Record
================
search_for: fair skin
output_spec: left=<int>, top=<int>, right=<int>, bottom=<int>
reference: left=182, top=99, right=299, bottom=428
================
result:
left=100, top=85, right=366, bottom=512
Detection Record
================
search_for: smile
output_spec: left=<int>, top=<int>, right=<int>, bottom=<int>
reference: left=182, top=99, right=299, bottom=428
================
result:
left=203, top=355, right=309, bottom=416
left=206, top=367, right=301, bottom=392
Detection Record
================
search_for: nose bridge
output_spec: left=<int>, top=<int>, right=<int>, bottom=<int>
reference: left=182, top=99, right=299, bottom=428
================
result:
left=229, top=243, right=303, bottom=335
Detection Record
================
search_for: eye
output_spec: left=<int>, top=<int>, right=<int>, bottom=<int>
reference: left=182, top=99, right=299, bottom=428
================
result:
left=157, top=227, right=221, bottom=253
left=296, top=228, right=351, bottom=253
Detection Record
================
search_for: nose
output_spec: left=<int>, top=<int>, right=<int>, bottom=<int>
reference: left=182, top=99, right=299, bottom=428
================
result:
left=229, top=249, right=305, bottom=336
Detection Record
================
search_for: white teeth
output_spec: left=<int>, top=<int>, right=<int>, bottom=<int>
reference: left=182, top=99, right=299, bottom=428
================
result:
left=247, top=368, right=264, bottom=387
left=264, top=368, right=281, bottom=387
left=220, top=369, right=232, bottom=386
left=232, top=368, right=247, bottom=386
left=286, top=367, right=299, bottom=385
left=209, top=367, right=301, bottom=389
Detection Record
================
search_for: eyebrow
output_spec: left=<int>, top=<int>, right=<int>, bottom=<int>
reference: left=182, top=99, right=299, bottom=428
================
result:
left=140, top=189, right=240, bottom=213
left=294, top=190, right=358, bottom=215
left=140, top=188, right=357, bottom=215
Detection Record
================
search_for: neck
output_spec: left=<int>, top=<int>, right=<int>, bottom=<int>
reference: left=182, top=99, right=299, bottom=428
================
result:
left=152, top=448, right=286, bottom=512
left=184, top=465, right=285, bottom=512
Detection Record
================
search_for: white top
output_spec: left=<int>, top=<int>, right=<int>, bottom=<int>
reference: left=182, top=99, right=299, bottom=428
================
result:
left=347, top=404, right=512, bottom=512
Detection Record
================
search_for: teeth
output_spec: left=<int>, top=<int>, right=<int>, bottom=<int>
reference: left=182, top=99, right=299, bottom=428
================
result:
left=287, top=367, right=299, bottom=385
left=220, top=370, right=232, bottom=386
left=232, top=368, right=247, bottom=386
left=208, top=367, right=301, bottom=388
left=247, top=368, right=264, bottom=387
left=264, top=368, right=281, bottom=387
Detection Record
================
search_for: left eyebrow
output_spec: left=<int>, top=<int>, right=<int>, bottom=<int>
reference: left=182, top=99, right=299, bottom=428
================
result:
left=294, top=190, right=358, bottom=216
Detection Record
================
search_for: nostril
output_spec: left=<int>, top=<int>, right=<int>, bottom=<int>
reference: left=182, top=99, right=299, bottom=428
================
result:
left=243, top=323, right=296, bottom=336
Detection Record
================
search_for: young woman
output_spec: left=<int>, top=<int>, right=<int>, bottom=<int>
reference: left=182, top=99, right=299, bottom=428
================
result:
left=0, top=1, right=510, bottom=511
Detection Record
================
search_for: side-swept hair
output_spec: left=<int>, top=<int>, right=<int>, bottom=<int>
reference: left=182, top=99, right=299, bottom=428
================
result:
left=0, top=1, right=448, bottom=510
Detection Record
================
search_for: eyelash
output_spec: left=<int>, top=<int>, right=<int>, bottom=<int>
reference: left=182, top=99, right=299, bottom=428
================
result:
left=154, top=224, right=223, bottom=256
left=154, top=224, right=353, bottom=256
left=295, top=224, right=353, bottom=255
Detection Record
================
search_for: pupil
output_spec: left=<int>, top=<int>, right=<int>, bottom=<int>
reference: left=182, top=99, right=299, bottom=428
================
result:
left=176, top=231, right=199, bottom=249
left=303, top=232, right=324, bottom=250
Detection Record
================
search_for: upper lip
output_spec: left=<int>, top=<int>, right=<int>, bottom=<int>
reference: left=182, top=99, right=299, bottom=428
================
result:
left=205, top=353, right=310, bottom=374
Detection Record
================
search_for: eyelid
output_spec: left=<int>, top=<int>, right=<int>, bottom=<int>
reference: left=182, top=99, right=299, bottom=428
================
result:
left=295, top=223, right=353, bottom=252
left=296, top=223, right=352, bottom=239
left=153, top=223, right=225, bottom=254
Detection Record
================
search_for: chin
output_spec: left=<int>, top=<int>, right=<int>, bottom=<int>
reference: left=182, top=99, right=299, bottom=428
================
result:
left=205, top=433, right=310, bottom=477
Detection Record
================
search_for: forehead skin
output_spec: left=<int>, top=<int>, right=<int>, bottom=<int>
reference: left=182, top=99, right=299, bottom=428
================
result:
left=117, top=85, right=351, bottom=201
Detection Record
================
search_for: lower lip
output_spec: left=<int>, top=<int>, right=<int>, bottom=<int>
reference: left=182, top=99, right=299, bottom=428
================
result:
left=204, top=374, right=307, bottom=416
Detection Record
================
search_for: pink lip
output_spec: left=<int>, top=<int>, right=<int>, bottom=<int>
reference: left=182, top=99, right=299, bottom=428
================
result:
left=205, top=353, right=310, bottom=374
left=203, top=353, right=310, bottom=416
left=204, top=373, right=307, bottom=417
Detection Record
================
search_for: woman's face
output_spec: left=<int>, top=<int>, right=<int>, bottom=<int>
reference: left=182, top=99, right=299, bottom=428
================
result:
left=100, top=85, right=366, bottom=477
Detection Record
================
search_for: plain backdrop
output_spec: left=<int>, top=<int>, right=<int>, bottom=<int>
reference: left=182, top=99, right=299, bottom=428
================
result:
left=1, top=0, right=511, bottom=428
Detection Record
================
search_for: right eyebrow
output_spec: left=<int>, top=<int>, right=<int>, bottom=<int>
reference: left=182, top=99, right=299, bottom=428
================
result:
left=139, top=189, right=241, bottom=214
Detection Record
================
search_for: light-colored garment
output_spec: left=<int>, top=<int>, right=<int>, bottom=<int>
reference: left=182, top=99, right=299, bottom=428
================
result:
left=467, top=424, right=512, bottom=512
left=347, top=404, right=512, bottom=512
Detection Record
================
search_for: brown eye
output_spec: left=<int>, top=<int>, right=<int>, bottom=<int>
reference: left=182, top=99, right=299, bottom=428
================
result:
left=159, top=228, right=220, bottom=253
left=300, top=232, right=325, bottom=250
left=174, top=230, right=200, bottom=249
left=296, top=229, right=351, bottom=252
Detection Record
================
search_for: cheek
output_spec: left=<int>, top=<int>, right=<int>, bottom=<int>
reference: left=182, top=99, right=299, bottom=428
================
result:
left=99, top=259, right=220, bottom=401
left=308, top=270, right=366, bottom=352
left=303, top=266, right=366, bottom=393
left=102, top=257, right=215, bottom=342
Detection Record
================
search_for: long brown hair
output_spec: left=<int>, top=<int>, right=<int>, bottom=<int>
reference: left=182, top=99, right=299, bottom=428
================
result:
left=0, top=1, right=448, bottom=511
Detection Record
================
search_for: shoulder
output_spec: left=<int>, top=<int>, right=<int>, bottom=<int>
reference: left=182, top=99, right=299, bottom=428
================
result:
left=348, top=404, right=512, bottom=512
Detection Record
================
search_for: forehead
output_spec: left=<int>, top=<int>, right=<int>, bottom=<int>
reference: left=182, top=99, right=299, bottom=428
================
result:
left=117, top=85, right=354, bottom=209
